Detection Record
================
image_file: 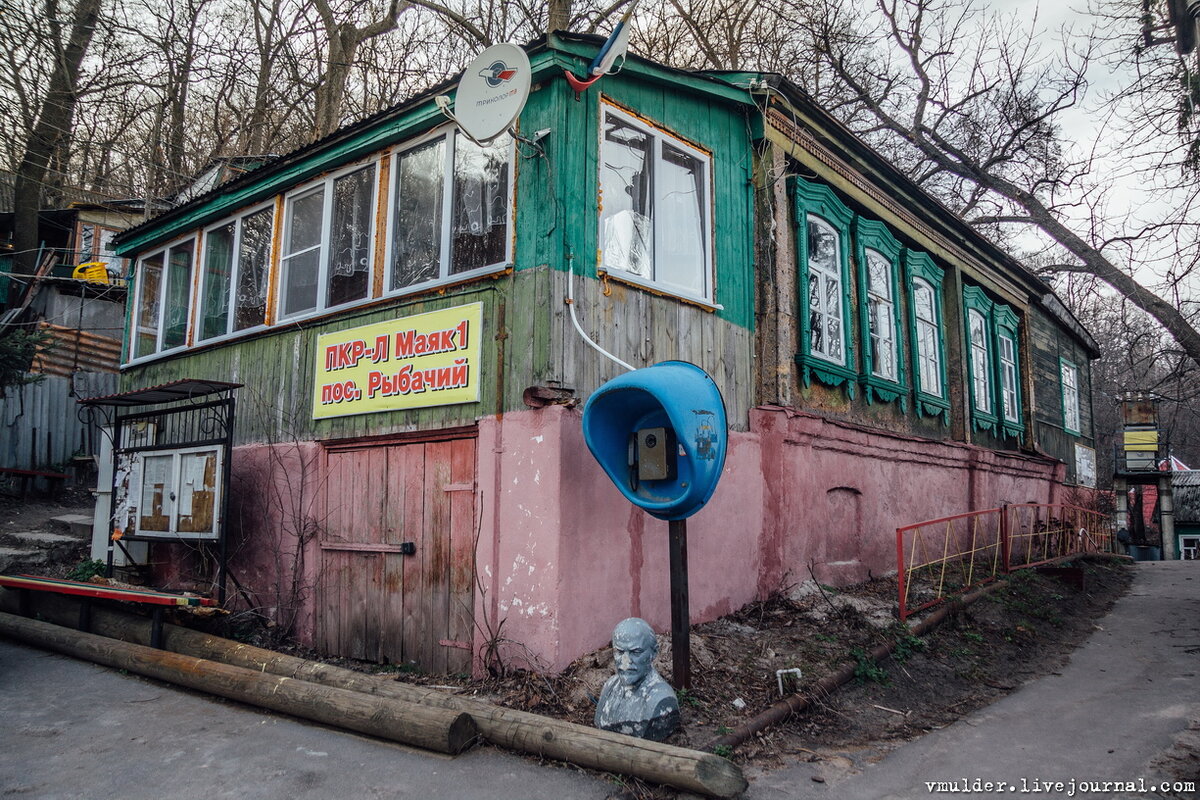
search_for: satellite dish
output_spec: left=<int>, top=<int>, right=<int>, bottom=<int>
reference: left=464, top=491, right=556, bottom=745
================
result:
left=450, top=43, right=531, bottom=144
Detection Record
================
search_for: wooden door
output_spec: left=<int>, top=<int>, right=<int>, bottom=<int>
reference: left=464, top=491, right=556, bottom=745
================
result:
left=319, top=433, right=476, bottom=672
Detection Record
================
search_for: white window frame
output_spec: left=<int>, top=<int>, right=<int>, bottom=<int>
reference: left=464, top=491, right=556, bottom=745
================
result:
left=913, top=277, right=942, bottom=398
left=1180, top=535, right=1199, bottom=560
left=807, top=215, right=846, bottom=364
left=968, top=308, right=992, bottom=414
left=864, top=247, right=897, bottom=381
left=1061, top=359, right=1081, bottom=434
left=197, top=202, right=275, bottom=343
left=128, top=235, right=197, bottom=363
left=384, top=125, right=514, bottom=297
left=597, top=102, right=714, bottom=305
left=998, top=333, right=1020, bottom=423
left=278, top=159, right=379, bottom=322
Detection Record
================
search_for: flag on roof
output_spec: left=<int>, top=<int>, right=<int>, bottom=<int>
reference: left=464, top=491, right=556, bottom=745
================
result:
left=1160, top=455, right=1192, bottom=471
left=565, top=1, right=639, bottom=96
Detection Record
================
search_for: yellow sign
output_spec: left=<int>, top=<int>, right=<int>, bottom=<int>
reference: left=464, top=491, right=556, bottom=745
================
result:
left=312, top=303, right=482, bottom=419
left=1123, top=429, right=1159, bottom=452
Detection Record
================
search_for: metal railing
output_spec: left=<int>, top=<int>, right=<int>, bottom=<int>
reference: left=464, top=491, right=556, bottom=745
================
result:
left=897, top=503, right=1116, bottom=621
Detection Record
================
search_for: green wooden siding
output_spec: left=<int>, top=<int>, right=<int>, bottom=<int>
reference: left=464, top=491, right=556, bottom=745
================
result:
left=540, top=76, right=755, bottom=330
left=123, top=264, right=755, bottom=443
left=121, top=44, right=758, bottom=440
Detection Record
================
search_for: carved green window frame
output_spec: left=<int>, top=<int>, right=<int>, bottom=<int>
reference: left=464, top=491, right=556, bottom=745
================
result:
left=854, top=217, right=906, bottom=409
left=792, top=178, right=857, bottom=395
left=904, top=250, right=950, bottom=424
left=962, top=286, right=999, bottom=435
left=993, top=304, right=1024, bottom=440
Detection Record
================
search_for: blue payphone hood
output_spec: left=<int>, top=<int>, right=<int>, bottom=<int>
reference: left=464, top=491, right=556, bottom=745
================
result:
left=582, top=361, right=727, bottom=521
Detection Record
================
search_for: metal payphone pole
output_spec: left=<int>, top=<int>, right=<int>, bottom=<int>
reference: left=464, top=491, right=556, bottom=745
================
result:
left=668, top=518, right=691, bottom=690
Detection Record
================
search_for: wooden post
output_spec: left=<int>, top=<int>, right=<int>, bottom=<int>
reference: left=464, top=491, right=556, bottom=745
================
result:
left=669, top=518, right=690, bottom=690
left=0, top=612, right=478, bottom=755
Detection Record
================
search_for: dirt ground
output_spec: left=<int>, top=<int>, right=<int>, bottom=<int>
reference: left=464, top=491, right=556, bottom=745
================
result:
left=0, top=487, right=94, bottom=532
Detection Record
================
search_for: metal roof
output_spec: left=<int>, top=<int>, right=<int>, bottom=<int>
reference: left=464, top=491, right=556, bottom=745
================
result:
left=77, top=378, right=242, bottom=407
left=1172, top=470, right=1200, bottom=487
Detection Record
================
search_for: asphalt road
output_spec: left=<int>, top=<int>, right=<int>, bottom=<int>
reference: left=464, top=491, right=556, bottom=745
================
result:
left=0, top=637, right=613, bottom=799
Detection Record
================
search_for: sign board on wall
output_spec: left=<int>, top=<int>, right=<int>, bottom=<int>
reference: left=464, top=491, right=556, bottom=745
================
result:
left=312, top=303, right=482, bottom=420
left=1075, top=443, right=1097, bottom=488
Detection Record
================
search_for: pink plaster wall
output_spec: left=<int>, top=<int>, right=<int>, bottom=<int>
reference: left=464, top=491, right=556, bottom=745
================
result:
left=475, top=405, right=1068, bottom=672
left=475, top=407, right=765, bottom=672
left=221, top=441, right=324, bottom=644
left=753, top=407, right=1065, bottom=586
left=154, top=403, right=1071, bottom=674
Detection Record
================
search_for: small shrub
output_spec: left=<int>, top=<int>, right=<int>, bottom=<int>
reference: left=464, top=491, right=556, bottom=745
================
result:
left=67, top=559, right=106, bottom=582
left=851, top=648, right=889, bottom=685
left=892, top=630, right=927, bottom=663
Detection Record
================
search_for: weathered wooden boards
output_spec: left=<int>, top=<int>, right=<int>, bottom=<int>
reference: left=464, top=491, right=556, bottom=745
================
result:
left=0, top=611, right=478, bottom=754
left=0, top=591, right=748, bottom=798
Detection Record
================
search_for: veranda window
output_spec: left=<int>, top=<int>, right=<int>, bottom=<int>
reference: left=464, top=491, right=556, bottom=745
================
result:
left=390, top=129, right=511, bottom=292
left=199, top=206, right=273, bottom=340
left=132, top=239, right=195, bottom=359
left=280, top=162, right=377, bottom=319
left=598, top=104, right=711, bottom=301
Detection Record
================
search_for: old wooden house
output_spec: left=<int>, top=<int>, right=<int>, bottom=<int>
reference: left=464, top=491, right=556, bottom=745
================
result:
left=110, top=33, right=1099, bottom=672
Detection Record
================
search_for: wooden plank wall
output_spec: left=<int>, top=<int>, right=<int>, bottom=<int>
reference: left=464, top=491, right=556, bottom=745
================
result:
left=124, top=286, right=504, bottom=446
left=1028, top=305, right=1095, bottom=484
left=542, top=267, right=755, bottom=429
left=318, top=436, right=475, bottom=671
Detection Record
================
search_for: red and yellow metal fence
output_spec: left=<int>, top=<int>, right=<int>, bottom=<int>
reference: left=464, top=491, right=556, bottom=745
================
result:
left=897, top=503, right=1116, bottom=621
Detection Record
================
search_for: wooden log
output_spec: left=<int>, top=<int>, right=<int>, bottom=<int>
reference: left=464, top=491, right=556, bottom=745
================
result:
left=0, top=591, right=747, bottom=798
left=0, top=611, right=478, bottom=755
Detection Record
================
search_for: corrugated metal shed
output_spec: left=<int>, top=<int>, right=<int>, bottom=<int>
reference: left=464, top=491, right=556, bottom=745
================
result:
left=30, top=322, right=121, bottom=376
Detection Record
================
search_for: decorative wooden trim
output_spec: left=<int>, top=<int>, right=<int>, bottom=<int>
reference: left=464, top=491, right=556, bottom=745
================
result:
left=264, top=195, right=285, bottom=327
left=372, top=154, right=391, bottom=300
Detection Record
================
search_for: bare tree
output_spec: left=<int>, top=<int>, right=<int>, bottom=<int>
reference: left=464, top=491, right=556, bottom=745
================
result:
left=312, top=0, right=411, bottom=138
left=785, top=0, right=1200, bottom=370
left=9, top=0, right=102, bottom=285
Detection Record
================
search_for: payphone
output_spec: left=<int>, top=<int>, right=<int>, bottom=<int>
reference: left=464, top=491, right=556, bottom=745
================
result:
left=582, top=361, right=726, bottom=521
